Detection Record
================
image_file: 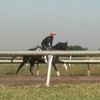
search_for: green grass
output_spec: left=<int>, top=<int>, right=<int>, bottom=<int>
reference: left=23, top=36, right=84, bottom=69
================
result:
left=0, top=84, right=100, bottom=100
left=0, top=64, right=100, bottom=100
left=0, top=64, right=100, bottom=76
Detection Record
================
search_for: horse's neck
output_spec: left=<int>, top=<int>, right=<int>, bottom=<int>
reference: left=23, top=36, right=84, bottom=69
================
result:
left=52, top=48, right=57, bottom=50
left=52, top=46, right=59, bottom=50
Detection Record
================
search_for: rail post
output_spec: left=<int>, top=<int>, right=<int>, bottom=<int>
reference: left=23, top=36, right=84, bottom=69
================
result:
left=37, top=64, right=39, bottom=76
left=88, top=64, right=90, bottom=76
left=46, top=55, right=53, bottom=86
left=69, top=55, right=72, bottom=66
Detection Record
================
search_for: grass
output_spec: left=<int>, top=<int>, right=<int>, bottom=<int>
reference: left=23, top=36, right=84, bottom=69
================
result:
left=0, top=84, right=100, bottom=100
left=0, top=64, right=100, bottom=100
left=0, top=63, right=100, bottom=76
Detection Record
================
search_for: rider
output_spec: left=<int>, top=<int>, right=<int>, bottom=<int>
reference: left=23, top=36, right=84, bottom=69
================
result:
left=41, top=32, right=56, bottom=50
left=41, top=32, right=56, bottom=62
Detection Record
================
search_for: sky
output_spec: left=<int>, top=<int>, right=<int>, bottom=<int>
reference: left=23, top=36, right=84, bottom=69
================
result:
left=0, top=0, right=100, bottom=50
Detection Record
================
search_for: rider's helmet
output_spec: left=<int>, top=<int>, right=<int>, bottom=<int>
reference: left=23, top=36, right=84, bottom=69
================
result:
left=51, top=32, right=56, bottom=37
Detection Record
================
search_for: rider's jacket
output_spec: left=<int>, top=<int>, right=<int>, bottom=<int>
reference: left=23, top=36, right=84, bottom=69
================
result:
left=41, top=35, right=53, bottom=47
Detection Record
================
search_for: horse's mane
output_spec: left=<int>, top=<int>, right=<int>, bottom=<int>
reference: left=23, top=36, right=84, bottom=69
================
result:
left=52, top=42, right=68, bottom=50
left=53, top=42, right=68, bottom=47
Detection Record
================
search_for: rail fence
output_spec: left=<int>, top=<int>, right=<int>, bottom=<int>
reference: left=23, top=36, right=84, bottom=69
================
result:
left=0, top=50, right=100, bottom=86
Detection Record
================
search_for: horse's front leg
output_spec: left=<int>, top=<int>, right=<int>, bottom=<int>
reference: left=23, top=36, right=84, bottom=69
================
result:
left=63, top=63, right=68, bottom=71
left=52, top=60, right=60, bottom=76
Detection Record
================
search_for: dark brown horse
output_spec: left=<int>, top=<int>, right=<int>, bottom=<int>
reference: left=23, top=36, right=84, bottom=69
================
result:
left=11, top=42, right=68, bottom=75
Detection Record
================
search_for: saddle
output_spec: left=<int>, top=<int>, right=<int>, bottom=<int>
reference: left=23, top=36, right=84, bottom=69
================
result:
left=35, top=47, right=48, bottom=63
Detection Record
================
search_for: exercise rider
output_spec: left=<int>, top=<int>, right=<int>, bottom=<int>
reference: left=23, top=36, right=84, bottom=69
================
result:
left=41, top=32, right=56, bottom=63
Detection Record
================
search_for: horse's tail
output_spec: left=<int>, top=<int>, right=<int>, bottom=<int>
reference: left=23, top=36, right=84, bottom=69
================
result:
left=11, top=55, right=17, bottom=63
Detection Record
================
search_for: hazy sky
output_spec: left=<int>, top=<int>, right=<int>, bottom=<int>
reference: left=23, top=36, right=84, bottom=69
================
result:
left=0, top=0, right=100, bottom=50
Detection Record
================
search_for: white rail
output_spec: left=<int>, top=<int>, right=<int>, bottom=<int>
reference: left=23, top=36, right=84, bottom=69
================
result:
left=0, top=50, right=100, bottom=86
left=0, top=50, right=100, bottom=55
left=60, top=60, right=100, bottom=64
left=0, top=60, right=22, bottom=63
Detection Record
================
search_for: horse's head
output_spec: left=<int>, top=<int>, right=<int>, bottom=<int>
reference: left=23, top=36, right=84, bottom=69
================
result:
left=52, top=42, right=68, bottom=50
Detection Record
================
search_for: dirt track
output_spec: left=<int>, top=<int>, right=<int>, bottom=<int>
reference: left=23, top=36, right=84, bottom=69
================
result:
left=0, top=75, right=100, bottom=86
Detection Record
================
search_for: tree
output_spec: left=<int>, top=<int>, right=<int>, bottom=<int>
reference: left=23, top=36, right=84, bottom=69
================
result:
left=68, top=45, right=88, bottom=51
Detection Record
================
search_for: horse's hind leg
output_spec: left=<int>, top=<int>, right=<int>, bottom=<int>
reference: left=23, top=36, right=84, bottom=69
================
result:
left=29, top=61, right=35, bottom=75
left=16, top=62, right=25, bottom=75
left=52, top=61, right=60, bottom=76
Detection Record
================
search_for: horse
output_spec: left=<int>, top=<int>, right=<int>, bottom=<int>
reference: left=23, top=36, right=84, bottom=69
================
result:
left=11, top=42, right=68, bottom=76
